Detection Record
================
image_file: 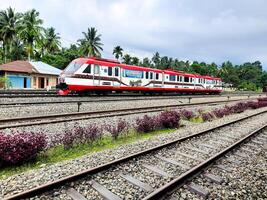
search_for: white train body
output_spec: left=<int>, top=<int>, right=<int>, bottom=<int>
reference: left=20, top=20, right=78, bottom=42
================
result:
left=57, top=57, right=222, bottom=95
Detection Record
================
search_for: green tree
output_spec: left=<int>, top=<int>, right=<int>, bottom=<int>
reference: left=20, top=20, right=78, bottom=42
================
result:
left=152, top=52, right=160, bottom=68
left=78, top=27, right=103, bottom=57
left=0, top=7, right=21, bottom=62
left=43, top=27, right=61, bottom=54
left=131, top=57, right=139, bottom=65
left=122, top=54, right=131, bottom=64
left=141, top=57, right=152, bottom=68
left=19, top=9, right=43, bottom=61
left=113, top=46, right=123, bottom=60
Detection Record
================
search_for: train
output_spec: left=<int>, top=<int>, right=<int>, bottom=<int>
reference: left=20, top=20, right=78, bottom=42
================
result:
left=56, top=57, right=222, bottom=95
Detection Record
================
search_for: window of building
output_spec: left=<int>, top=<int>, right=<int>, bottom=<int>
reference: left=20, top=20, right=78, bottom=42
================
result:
left=184, top=77, right=189, bottom=82
left=108, top=67, right=112, bottom=76
left=170, top=75, right=176, bottom=81
left=46, top=78, right=49, bottom=86
left=155, top=73, right=159, bottom=80
left=145, top=71, right=149, bottom=79
left=114, top=67, right=119, bottom=77
left=83, top=64, right=91, bottom=73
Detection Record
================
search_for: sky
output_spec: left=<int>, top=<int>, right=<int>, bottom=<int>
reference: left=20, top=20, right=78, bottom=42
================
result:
left=1, top=0, right=267, bottom=70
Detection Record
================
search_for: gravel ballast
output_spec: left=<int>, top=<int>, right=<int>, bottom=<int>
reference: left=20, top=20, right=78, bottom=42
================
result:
left=0, top=107, right=267, bottom=199
left=0, top=95, right=261, bottom=118
left=172, top=131, right=267, bottom=200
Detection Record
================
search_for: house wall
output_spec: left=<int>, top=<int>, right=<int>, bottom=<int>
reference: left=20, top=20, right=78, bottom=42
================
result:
left=32, top=74, right=58, bottom=89
left=6, top=72, right=31, bottom=89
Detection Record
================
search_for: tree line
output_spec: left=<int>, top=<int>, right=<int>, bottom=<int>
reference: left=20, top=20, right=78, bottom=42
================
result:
left=0, top=7, right=266, bottom=91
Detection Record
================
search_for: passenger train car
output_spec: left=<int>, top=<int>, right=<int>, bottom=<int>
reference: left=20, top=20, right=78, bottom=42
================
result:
left=57, top=57, right=222, bottom=95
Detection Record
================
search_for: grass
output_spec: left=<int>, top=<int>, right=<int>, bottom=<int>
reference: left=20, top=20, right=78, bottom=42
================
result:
left=0, top=128, right=176, bottom=180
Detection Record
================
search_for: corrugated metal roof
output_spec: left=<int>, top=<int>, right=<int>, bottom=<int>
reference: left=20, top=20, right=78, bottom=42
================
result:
left=30, top=61, right=61, bottom=75
left=0, top=61, right=37, bottom=73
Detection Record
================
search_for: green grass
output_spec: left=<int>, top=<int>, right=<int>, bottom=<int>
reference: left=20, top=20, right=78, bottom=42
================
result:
left=0, top=128, right=176, bottom=180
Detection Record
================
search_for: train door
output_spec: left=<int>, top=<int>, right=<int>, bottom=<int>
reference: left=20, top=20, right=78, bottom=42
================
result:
left=113, top=67, right=120, bottom=86
left=93, top=64, right=100, bottom=85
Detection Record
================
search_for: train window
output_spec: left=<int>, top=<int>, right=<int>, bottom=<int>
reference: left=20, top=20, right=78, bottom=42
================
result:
left=170, top=75, right=176, bottom=81
left=150, top=72, right=153, bottom=79
left=83, top=64, right=91, bottom=74
left=156, top=73, right=159, bottom=80
left=180, top=76, right=183, bottom=82
left=108, top=67, right=112, bottom=76
left=184, top=77, right=189, bottom=82
left=65, top=62, right=82, bottom=73
left=94, top=65, right=100, bottom=74
left=114, top=68, right=119, bottom=77
left=145, top=71, right=149, bottom=79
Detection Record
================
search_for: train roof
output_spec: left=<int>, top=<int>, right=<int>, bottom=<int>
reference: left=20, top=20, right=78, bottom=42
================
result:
left=73, top=57, right=221, bottom=80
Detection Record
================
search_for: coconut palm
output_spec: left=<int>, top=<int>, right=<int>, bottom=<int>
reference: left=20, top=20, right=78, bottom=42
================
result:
left=0, top=7, right=21, bottom=62
left=43, top=27, right=61, bottom=54
left=19, top=9, right=43, bottom=61
left=78, top=27, right=103, bottom=57
left=113, top=46, right=123, bottom=60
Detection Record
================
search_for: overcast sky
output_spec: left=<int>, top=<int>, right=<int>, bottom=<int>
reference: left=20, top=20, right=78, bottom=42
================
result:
left=1, top=0, right=267, bottom=70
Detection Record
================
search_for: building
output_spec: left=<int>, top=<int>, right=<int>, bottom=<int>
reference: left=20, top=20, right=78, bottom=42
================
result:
left=0, top=60, right=61, bottom=89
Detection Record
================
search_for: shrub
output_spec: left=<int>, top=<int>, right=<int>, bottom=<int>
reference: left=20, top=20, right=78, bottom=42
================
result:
left=62, top=123, right=103, bottom=149
left=212, top=108, right=226, bottom=118
left=227, top=102, right=248, bottom=113
left=180, top=109, right=195, bottom=120
left=201, top=112, right=214, bottom=122
left=135, top=115, right=160, bottom=133
left=246, top=101, right=259, bottom=109
left=0, top=132, right=47, bottom=165
left=105, top=119, right=129, bottom=140
left=158, top=110, right=180, bottom=128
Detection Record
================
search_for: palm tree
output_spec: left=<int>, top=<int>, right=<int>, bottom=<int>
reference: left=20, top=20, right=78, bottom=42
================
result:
left=113, top=46, right=123, bottom=60
left=19, top=9, right=43, bottom=61
left=0, top=7, right=21, bottom=62
left=43, top=27, right=61, bottom=54
left=78, top=27, right=103, bottom=57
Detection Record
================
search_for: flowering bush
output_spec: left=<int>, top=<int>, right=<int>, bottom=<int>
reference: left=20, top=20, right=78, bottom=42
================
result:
left=105, top=119, right=129, bottom=140
left=135, top=115, right=161, bottom=133
left=0, top=132, right=47, bottom=165
left=246, top=101, right=259, bottom=109
left=212, top=108, right=226, bottom=118
left=62, top=123, right=103, bottom=149
left=201, top=112, right=214, bottom=122
left=158, top=110, right=180, bottom=128
left=180, top=109, right=195, bottom=120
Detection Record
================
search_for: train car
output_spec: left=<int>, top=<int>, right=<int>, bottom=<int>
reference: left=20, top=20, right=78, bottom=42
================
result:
left=57, top=57, right=222, bottom=95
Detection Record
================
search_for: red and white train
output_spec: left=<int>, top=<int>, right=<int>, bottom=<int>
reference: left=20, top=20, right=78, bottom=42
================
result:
left=57, top=57, right=222, bottom=95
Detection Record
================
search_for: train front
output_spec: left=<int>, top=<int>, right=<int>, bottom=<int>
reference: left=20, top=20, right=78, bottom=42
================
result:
left=56, top=58, right=87, bottom=95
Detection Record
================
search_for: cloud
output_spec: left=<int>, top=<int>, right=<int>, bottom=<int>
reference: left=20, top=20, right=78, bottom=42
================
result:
left=1, top=0, right=267, bottom=70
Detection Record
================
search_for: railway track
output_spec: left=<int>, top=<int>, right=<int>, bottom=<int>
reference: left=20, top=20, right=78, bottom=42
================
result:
left=0, top=90, right=264, bottom=98
left=3, top=109, right=267, bottom=200
left=0, top=94, right=261, bottom=106
left=0, top=98, right=253, bottom=130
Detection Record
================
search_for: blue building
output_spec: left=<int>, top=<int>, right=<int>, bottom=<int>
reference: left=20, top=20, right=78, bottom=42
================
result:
left=0, top=60, right=61, bottom=89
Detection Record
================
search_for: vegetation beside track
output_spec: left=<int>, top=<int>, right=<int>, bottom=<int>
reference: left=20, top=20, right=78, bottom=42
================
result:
left=0, top=98, right=267, bottom=180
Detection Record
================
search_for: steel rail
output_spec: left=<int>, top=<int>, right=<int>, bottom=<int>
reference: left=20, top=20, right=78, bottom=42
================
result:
left=3, top=109, right=267, bottom=200
left=0, top=98, right=253, bottom=130
left=143, top=124, right=267, bottom=200
left=0, top=94, right=260, bottom=106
